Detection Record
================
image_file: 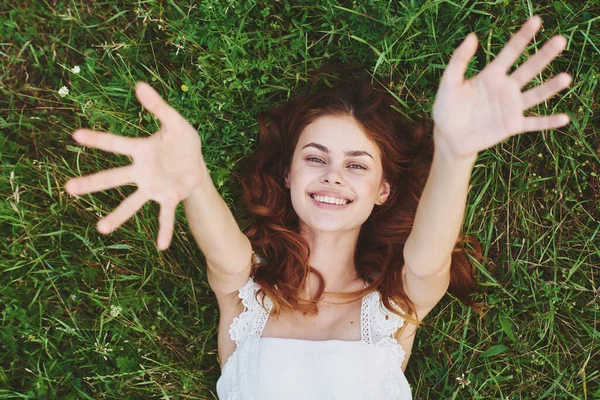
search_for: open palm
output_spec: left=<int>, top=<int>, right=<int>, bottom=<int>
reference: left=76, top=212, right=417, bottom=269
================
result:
left=66, top=82, right=207, bottom=250
left=432, top=16, right=572, bottom=159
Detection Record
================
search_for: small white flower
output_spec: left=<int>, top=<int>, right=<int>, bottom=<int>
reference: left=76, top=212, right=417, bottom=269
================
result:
left=71, top=65, right=81, bottom=74
left=109, top=305, right=122, bottom=318
left=456, top=373, right=471, bottom=388
left=58, top=86, right=69, bottom=97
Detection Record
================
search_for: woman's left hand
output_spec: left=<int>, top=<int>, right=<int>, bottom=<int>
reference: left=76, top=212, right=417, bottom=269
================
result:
left=432, top=15, right=572, bottom=161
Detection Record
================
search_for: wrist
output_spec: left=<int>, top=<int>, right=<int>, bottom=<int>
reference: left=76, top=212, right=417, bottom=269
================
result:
left=184, top=162, right=213, bottom=202
left=433, top=128, right=478, bottom=165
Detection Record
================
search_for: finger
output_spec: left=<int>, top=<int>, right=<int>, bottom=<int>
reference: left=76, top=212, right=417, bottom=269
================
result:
left=522, top=114, right=570, bottom=133
left=66, top=165, right=135, bottom=195
left=157, top=202, right=176, bottom=251
left=490, top=15, right=542, bottom=74
left=72, top=129, right=139, bottom=157
left=97, top=190, right=147, bottom=234
left=521, top=73, right=572, bottom=109
left=135, top=82, right=181, bottom=127
left=441, top=32, right=478, bottom=86
left=510, top=35, right=568, bottom=88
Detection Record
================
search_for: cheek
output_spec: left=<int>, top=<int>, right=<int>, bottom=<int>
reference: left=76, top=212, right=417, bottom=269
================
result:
left=292, top=166, right=313, bottom=183
left=288, top=169, right=308, bottom=193
left=358, top=181, right=381, bottom=201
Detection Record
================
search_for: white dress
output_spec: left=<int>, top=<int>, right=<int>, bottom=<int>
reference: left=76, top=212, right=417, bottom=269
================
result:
left=216, top=276, right=412, bottom=399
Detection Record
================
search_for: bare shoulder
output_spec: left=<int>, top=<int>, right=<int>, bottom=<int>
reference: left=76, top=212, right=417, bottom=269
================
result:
left=396, top=318, right=419, bottom=372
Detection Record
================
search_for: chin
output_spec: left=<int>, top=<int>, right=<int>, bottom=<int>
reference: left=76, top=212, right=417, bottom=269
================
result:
left=302, top=218, right=361, bottom=233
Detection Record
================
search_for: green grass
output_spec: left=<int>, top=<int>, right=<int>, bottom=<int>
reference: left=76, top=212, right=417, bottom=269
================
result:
left=1, top=0, right=598, bottom=398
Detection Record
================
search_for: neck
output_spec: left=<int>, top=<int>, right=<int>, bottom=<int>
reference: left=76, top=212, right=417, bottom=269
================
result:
left=298, top=224, right=362, bottom=300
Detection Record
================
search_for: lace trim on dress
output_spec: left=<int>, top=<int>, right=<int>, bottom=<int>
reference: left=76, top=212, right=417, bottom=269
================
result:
left=225, top=277, right=273, bottom=400
left=363, top=289, right=406, bottom=359
left=229, top=276, right=273, bottom=343
left=361, top=287, right=407, bottom=396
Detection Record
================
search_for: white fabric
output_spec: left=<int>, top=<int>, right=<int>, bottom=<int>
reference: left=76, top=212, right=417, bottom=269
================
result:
left=216, top=276, right=412, bottom=399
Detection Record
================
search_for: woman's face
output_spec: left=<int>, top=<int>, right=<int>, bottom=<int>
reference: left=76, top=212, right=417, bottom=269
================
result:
left=285, top=114, right=390, bottom=233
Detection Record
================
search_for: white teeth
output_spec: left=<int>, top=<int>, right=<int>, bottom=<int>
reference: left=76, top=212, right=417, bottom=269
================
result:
left=312, top=194, right=349, bottom=205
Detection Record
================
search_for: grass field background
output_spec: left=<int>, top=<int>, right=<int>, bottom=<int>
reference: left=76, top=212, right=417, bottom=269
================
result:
left=1, top=1, right=599, bottom=398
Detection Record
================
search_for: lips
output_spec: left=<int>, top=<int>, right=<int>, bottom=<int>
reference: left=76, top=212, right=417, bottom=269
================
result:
left=309, top=194, right=352, bottom=208
left=308, top=192, right=354, bottom=203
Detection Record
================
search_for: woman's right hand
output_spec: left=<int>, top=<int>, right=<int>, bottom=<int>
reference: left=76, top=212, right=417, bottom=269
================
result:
left=65, top=82, right=208, bottom=251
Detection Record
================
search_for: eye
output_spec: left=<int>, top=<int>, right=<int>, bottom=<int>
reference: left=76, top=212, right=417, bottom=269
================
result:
left=305, top=157, right=367, bottom=170
left=349, top=164, right=367, bottom=170
left=306, top=156, right=325, bottom=164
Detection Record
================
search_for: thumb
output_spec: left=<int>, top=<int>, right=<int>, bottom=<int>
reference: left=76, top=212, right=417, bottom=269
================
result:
left=135, top=82, right=180, bottom=126
left=441, top=33, right=478, bottom=86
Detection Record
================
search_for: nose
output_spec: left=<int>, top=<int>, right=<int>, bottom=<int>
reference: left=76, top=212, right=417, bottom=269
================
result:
left=320, top=166, right=344, bottom=185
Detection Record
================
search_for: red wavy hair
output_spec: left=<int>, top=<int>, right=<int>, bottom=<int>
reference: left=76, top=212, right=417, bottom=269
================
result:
left=234, top=64, right=486, bottom=333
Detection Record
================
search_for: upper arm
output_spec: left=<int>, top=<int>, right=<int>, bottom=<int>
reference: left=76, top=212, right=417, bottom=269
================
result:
left=207, top=255, right=253, bottom=316
left=402, top=260, right=451, bottom=320
left=206, top=234, right=253, bottom=312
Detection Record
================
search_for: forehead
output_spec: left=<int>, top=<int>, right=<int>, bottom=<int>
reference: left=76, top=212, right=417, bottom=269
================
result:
left=296, top=115, right=379, bottom=156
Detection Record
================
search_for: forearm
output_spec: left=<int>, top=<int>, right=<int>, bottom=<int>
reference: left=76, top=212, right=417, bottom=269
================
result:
left=183, top=163, right=251, bottom=274
left=403, top=134, right=476, bottom=276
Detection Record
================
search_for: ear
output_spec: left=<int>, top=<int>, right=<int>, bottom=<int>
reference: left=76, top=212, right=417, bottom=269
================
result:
left=375, top=180, right=391, bottom=205
left=284, top=166, right=291, bottom=189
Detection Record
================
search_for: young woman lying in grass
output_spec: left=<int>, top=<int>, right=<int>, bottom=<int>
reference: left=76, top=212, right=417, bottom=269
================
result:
left=65, top=15, right=571, bottom=399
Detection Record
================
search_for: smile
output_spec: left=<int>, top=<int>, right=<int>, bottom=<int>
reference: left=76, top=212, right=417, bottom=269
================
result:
left=309, top=193, right=353, bottom=208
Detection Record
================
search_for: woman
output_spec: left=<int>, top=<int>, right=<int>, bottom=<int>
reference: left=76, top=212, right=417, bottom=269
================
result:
left=65, top=16, right=571, bottom=399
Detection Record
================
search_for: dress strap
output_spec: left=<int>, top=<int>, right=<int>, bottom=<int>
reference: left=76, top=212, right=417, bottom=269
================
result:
left=361, top=290, right=406, bottom=365
left=228, top=276, right=272, bottom=347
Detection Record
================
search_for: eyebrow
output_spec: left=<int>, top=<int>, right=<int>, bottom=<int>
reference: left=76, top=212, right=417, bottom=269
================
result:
left=301, top=142, right=374, bottom=160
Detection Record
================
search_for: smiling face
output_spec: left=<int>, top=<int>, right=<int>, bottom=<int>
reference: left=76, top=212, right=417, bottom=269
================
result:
left=284, top=114, right=391, bottom=233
